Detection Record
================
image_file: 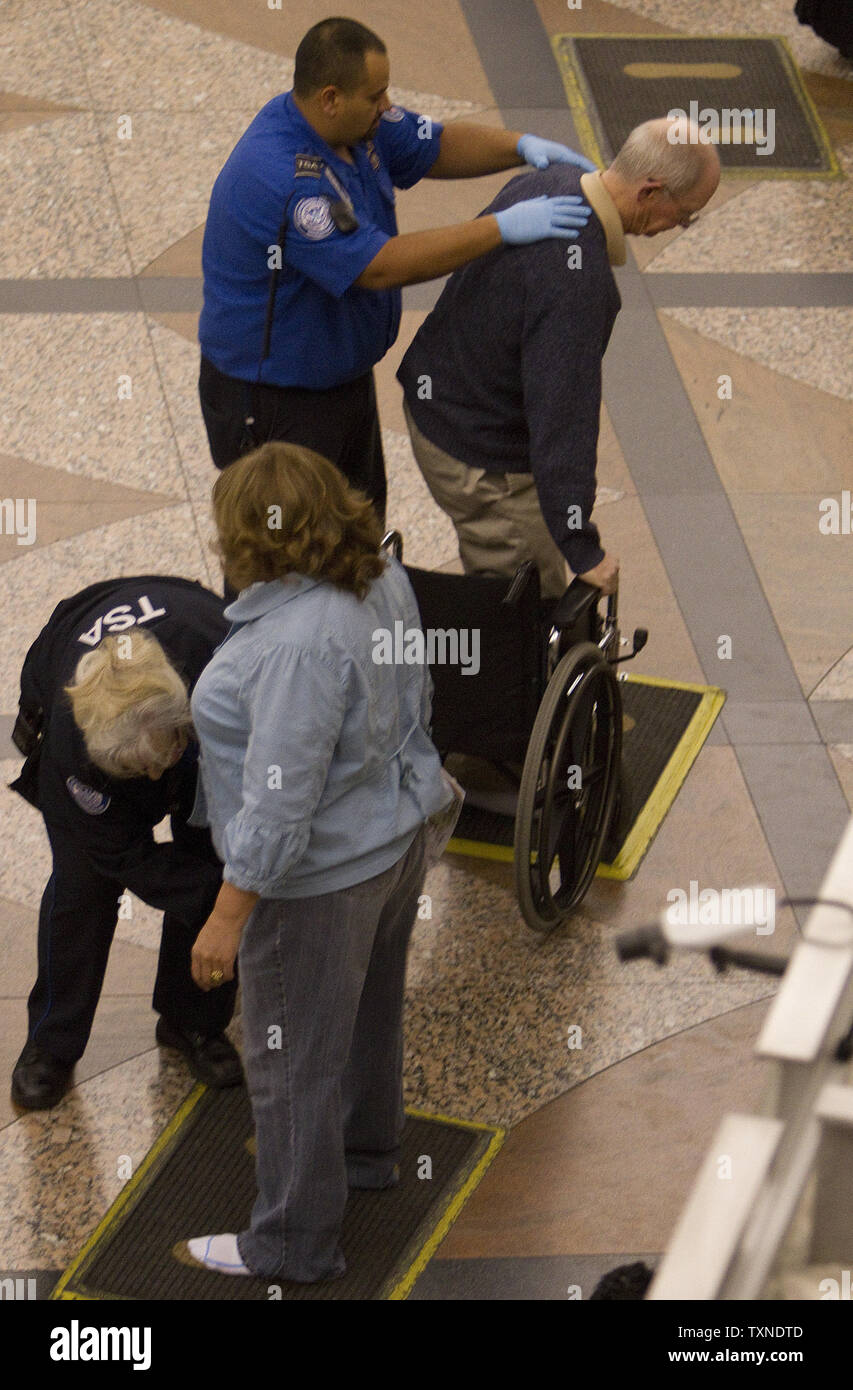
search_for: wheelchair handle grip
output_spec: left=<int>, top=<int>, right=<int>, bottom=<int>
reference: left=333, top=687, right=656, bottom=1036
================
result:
left=380, top=529, right=403, bottom=561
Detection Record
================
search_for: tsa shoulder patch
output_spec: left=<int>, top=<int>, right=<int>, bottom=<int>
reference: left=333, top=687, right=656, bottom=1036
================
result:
left=293, top=196, right=335, bottom=240
left=381, top=106, right=406, bottom=123
left=66, top=775, right=110, bottom=815
left=294, top=153, right=324, bottom=178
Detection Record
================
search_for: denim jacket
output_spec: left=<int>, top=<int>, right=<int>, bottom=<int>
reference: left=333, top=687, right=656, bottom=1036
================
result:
left=189, top=558, right=450, bottom=898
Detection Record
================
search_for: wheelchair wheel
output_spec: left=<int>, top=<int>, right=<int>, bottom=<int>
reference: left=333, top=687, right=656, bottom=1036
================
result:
left=514, top=642, right=622, bottom=932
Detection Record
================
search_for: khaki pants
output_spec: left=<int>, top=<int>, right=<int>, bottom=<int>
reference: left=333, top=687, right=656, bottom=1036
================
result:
left=403, top=400, right=570, bottom=599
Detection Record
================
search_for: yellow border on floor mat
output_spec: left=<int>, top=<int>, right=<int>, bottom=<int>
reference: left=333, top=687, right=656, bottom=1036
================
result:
left=446, top=673, right=726, bottom=881
left=50, top=1089, right=504, bottom=1303
left=600, top=675, right=725, bottom=880
left=51, top=1082, right=209, bottom=1301
left=388, top=1108, right=505, bottom=1300
left=550, top=33, right=841, bottom=179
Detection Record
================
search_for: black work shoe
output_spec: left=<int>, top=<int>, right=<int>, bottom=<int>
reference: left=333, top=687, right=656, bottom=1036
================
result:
left=11, top=1042, right=74, bottom=1111
left=155, top=1018, right=243, bottom=1088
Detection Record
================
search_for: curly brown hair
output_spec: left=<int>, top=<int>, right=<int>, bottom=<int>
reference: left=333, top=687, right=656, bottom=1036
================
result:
left=211, top=442, right=386, bottom=598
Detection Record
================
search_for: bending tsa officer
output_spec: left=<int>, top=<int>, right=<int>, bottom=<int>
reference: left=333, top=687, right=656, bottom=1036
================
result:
left=8, top=576, right=241, bottom=1111
left=198, top=14, right=595, bottom=521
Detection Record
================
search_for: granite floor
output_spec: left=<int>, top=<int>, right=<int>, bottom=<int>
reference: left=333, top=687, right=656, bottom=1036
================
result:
left=0, top=0, right=851, bottom=1301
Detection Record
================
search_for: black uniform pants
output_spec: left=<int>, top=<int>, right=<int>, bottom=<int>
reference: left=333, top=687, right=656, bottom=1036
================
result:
left=27, top=818, right=237, bottom=1064
left=795, top=0, right=853, bottom=57
left=199, top=355, right=387, bottom=521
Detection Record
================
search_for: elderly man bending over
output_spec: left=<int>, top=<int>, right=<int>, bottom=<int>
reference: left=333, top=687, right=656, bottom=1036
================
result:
left=397, top=117, right=720, bottom=598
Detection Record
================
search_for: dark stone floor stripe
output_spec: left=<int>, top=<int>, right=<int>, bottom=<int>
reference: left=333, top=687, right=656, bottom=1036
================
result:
left=451, top=1, right=570, bottom=109
left=0, top=279, right=139, bottom=312
left=409, top=1252, right=659, bottom=1300
left=0, top=279, right=200, bottom=313
left=0, top=275, right=851, bottom=314
left=603, top=277, right=806, bottom=701
left=647, top=272, right=853, bottom=307
left=138, top=279, right=205, bottom=312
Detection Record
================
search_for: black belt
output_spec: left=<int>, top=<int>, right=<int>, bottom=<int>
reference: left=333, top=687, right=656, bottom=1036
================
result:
left=12, top=702, right=43, bottom=757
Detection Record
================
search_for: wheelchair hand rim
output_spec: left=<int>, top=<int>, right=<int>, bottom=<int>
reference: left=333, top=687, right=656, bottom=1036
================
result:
left=514, top=643, right=622, bottom=932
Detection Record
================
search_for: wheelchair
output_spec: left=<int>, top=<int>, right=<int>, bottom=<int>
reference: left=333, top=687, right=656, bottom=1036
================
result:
left=384, top=534, right=648, bottom=933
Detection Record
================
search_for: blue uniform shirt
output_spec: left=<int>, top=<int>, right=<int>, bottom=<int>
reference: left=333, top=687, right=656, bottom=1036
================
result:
left=199, top=93, right=443, bottom=389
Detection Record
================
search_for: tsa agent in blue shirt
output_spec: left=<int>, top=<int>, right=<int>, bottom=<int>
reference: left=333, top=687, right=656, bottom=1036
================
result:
left=198, top=16, right=595, bottom=522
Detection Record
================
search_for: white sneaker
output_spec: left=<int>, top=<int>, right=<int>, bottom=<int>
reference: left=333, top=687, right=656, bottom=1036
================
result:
left=176, top=1233, right=252, bottom=1275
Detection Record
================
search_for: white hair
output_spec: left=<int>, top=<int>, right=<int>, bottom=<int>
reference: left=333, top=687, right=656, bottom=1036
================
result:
left=610, top=118, right=712, bottom=196
left=65, top=630, right=192, bottom=778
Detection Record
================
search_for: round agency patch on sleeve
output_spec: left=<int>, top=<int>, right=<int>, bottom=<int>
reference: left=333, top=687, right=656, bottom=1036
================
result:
left=66, top=775, right=111, bottom=815
left=381, top=106, right=406, bottom=122
left=293, top=196, right=335, bottom=241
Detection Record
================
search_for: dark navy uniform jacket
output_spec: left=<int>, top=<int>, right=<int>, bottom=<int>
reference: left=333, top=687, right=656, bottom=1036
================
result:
left=199, top=93, right=443, bottom=389
left=398, top=166, right=619, bottom=578
left=9, top=577, right=228, bottom=923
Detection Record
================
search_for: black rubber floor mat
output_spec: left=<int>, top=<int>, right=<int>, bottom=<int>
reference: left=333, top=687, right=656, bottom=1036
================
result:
left=552, top=34, right=838, bottom=176
left=447, top=674, right=724, bottom=881
left=51, top=1086, right=503, bottom=1301
left=617, top=679, right=701, bottom=833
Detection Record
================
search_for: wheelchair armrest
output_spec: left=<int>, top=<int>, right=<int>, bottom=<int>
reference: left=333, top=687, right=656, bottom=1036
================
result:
left=549, top=576, right=601, bottom=631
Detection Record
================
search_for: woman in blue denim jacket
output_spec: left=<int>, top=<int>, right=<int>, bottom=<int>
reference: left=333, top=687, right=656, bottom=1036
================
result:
left=178, top=441, right=451, bottom=1284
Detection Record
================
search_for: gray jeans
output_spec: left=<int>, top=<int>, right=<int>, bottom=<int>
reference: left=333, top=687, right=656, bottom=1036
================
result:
left=236, top=827, right=427, bottom=1282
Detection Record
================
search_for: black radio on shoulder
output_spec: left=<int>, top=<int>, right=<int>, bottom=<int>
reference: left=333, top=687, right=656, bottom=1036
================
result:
left=329, top=199, right=359, bottom=233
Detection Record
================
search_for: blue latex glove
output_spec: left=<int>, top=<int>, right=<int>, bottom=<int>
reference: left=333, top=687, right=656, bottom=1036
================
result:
left=495, top=194, right=591, bottom=245
left=517, top=134, right=597, bottom=173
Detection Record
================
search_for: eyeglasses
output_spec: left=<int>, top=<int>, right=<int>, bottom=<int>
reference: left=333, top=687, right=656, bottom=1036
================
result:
left=661, top=186, right=701, bottom=229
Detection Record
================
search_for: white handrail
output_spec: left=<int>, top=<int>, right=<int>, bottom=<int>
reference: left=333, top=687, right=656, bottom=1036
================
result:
left=647, top=813, right=853, bottom=1301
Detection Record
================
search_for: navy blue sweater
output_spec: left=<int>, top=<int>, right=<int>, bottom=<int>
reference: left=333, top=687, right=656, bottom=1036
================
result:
left=398, top=165, right=621, bottom=575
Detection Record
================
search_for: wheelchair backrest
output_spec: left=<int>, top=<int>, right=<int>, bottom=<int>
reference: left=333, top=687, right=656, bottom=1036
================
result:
left=404, top=564, right=544, bottom=762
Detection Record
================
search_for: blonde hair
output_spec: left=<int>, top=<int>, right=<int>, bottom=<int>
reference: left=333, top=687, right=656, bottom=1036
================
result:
left=64, top=630, right=192, bottom=778
left=212, top=441, right=385, bottom=598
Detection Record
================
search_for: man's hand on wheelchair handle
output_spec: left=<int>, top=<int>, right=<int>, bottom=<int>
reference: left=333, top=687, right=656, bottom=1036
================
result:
left=578, top=552, right=619, bottom=596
